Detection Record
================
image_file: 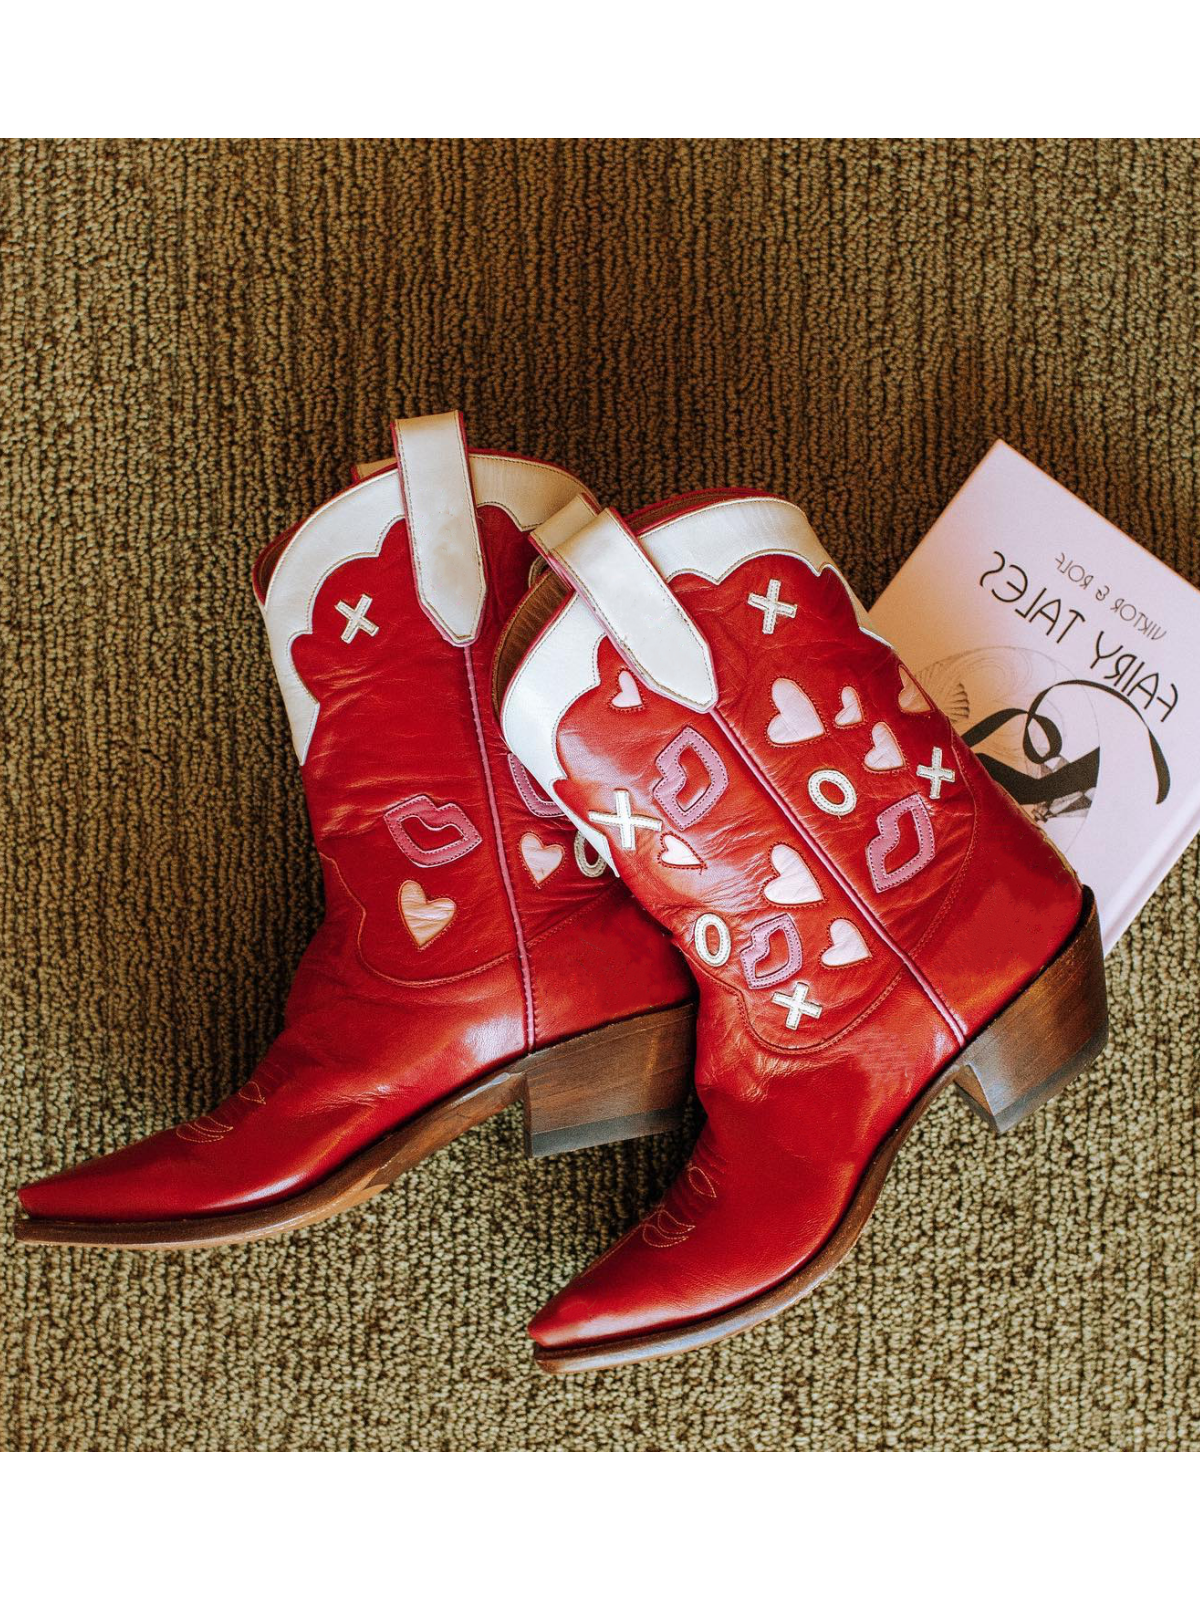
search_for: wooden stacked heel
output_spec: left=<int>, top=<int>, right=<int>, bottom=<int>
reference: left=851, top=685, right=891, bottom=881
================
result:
left=954, top=887, right=1107, bottom=1134
left=521, top=1002, right=696, bottom=1156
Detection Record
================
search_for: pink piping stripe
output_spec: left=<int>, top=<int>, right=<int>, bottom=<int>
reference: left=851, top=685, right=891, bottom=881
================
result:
left=711, top=708, right=966, bottom=1047
left=465, top=648, right=536, bottom=1052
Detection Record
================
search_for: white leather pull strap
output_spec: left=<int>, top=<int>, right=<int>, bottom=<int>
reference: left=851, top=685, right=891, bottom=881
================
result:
left=534, top=505, right=717, bottom=712
left=391, top=411, right=486, bottom=646
left=529, top=493, right=598, bottom=554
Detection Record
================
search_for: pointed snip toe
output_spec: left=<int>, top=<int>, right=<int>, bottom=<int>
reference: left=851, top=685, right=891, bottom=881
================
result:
left=15, top=1002, right=697, bottom=1250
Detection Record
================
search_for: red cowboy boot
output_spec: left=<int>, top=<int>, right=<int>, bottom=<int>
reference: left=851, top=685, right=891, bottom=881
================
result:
left=16, top=414, right=694, bottom=1248
left=495, top=490, right=1108, bottom=1371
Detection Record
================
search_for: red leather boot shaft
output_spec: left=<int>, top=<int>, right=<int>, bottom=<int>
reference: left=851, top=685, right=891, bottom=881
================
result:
left=501, top=493, right=1083, bottom=1351
left=18, top=426, right=689, bottom=1226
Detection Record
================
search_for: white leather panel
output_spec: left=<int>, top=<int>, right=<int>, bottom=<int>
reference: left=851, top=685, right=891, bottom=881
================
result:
left=354, top=451, right=592, bottom=532
left=261, top=453, right=592, bottom=765
left=262, top=471, right=402, bottom=764
left=468, top=454, right=595, bottom=530
left=392, top=411, right=485, bottom=648
left=640, top=496, right=882, bottom=640
left=534, top=508, right=718, bottom=713
left=501, top=497, right=880, bottom=857
left=499, top=596, right=618, bottom=875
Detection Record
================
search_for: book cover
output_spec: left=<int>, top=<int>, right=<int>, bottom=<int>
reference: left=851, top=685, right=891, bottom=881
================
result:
left=868, top=440, right=1199, bottom=951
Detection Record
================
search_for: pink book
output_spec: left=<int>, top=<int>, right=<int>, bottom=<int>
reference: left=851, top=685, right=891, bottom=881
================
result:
left=869, top=441, right=1199, bottom=951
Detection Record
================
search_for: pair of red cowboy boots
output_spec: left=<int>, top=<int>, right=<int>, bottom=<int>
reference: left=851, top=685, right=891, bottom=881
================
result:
left=17, top=411, right=1109, bottom=1373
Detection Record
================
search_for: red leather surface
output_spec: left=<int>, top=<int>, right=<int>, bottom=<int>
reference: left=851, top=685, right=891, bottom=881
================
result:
left=524, top=505, right=1082, bottom=1349
left=19, top=469, right=690, bottom=1224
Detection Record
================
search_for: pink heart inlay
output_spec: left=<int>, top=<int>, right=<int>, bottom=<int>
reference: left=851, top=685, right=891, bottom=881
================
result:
left=863, top=721, right=904, bottom=772
left=399, top=880, right=456, bottom=948
left=659, top=833, right=703, bottom=869
left=767, top=679, right=823, bottom=745
left=834, top=686, right=863, bottom=727
left=611, top=670, right=644, bottom=710
left=821, top=918, right=870, bottom=967
left=520, top=832, right=564, bottom=885
left=898, top=669, right=931, bottom=715
left=763, top=843, right=823, bottom=906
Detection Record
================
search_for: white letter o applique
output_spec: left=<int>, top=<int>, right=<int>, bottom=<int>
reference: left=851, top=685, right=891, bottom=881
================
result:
left=807, top=769, right=857, bottom=817
left=573, top=833, right=608, bottom=879
left=693, top=913, right=732, bottom=968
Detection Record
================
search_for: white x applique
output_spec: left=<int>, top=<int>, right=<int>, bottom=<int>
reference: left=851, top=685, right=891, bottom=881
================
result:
left=916, top=746, right=957, bottom=799
left=335, top=594, right=378, bottom=643
left=770, top=980, right=823, bottom=1030
left=587, top=790, right=662, bottom=850
left=747, top=579, right=798, bottom=635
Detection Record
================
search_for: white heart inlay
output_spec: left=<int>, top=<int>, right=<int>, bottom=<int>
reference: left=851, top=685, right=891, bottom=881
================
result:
left=898, top=669, right=931, bottom=715
left=520, top=832, right=564, bottom=884
left=767, top=679, right=824, bottom=745
left=821, top=918, right=870, bottom=967
left=864, top=721, right=904, bottom=772
left=834, top=686, right=862, bottom=727
left=659, top=834, right=703, bottom=869
left=399, top=880, right=456, bottom=948
left=611, top=670, right=643, bottom=710
left=763, top=843, right=823, bottom=906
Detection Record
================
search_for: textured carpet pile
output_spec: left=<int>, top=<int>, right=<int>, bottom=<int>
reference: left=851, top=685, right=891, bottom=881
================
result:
left=2, top=139, right=1197, bottom=1451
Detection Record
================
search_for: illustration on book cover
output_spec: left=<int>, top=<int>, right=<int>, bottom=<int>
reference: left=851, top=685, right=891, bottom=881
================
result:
left=870, top=441, right=1195, bottom=950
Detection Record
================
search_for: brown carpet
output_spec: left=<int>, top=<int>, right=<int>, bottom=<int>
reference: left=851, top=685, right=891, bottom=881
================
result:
left=3, top=138, right=1198, bottom=1451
